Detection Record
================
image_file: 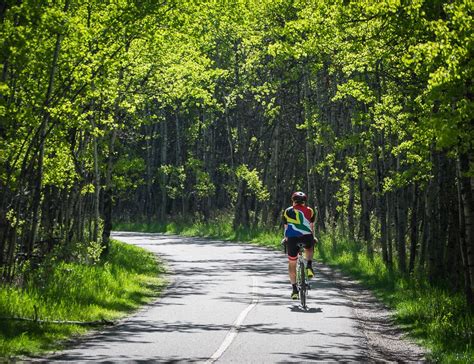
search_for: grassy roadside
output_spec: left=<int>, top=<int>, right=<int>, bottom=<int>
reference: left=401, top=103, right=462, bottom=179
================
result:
left=0, top=240, right=166, bottom=358
left=317, top=233, right=473, bottom=364
left=116, top=218, right=473, bottom=363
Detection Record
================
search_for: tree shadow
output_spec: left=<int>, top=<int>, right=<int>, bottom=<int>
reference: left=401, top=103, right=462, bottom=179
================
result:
left=274, top=341, right=367, bottom=363
left=35, top=232, right=369, bottom=362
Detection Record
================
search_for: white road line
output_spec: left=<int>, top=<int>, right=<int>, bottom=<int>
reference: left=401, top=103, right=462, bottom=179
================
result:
left=206, top=277, right=259, bottom=363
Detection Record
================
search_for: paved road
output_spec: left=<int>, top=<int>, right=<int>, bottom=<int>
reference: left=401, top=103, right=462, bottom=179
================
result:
left=43, top=232, right=368, bottom=363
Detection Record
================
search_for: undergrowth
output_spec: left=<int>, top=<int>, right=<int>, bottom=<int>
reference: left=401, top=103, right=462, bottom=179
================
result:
left=0, top=240, right=165, bottom=358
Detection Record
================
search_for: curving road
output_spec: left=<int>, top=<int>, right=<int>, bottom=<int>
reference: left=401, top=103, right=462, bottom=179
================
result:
left=41, top=232, right=382, bottom=362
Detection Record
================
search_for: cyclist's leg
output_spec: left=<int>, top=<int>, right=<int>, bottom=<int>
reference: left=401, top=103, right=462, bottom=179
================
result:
left=288, top=259, right=297, bottom=284
left=303, top=234, right=314, bottom=261
left=287, top=237, right=299, bottom=298
left=303, top=234, right=315, bottom=278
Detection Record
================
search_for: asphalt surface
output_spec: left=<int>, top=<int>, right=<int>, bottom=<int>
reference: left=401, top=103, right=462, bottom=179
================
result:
left=40, top=232, right=369, bottom=363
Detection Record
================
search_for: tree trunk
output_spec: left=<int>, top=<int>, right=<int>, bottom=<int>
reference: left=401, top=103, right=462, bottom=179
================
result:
left=408, top=184, right=419, bottom=273
left=145, top=121, right=156, bottom=222
left=379, top=193, right=389, bottom=265
left=28, top=0, right=69, bottom=256
left=92, top=121, right=101, bottom=243
left=458, top=153, right=474, bottom=309
left=348, top=177, right=355, bottom=241
left=359, top=172, right=372, bottom=258
left=396, top=187, right=407, bottom=274
left=160, top=116, right=168, bottom=221
left=174, top=111, right=185, bottom=215
left=101, top=127, right=116, bottom=258
left=374, top=131, right=388, bottom=264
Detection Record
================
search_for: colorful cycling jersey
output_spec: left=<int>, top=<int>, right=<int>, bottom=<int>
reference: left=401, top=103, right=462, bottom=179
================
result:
left=282, top=204, right=315, bottom=237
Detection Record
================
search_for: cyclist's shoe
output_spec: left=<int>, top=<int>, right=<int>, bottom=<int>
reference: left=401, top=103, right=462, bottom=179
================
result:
left=307, top=267, right=314, bottom=279
left=291, top=290, right=299, bottom=300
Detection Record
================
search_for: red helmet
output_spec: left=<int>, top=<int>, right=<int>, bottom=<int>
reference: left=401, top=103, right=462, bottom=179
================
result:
left=291, top=191, right=307, bottom=203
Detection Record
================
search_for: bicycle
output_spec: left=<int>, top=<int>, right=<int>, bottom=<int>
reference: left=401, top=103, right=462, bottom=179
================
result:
left=281, top=239, right=310, bottom=309
left=296, top=242, right=310, bottom=309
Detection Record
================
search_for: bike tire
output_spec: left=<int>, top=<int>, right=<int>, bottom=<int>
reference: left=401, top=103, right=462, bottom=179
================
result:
left=299, top=260, right=307, bottom=308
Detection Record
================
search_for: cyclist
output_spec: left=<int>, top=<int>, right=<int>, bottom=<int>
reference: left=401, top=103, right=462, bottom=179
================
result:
left=282, top=191, right=317, bottom=300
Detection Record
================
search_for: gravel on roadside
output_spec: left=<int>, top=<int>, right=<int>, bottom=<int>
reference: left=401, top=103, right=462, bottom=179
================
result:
left=316, top=263, right=428, bottom=363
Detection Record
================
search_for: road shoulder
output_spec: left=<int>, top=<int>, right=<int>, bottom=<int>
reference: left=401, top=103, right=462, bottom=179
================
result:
left=316, top=263, right=428, bottom=363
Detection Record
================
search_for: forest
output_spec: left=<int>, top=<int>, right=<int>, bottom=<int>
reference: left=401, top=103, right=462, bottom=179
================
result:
left=0, top=0, right=473, bottom=323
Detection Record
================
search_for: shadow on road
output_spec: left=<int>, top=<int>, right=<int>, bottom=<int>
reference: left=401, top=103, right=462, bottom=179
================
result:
left=289, top=306, right=323, bottom=313
left=274, top=341, right=367, bottom=363
left=35, top=232, right=369, bottom=363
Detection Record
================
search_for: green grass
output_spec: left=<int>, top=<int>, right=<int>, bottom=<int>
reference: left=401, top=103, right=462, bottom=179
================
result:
left=116, top=217, right=473, bottom=363
left=313, top=233, right=473, bottom=363
left=115, top=218, right=281, bottom=249
left=0, top=240, right=166, bottom=358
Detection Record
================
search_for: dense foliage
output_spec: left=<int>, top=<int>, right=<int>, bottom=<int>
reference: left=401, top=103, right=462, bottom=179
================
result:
left=1, top=0, right=472, bottom=316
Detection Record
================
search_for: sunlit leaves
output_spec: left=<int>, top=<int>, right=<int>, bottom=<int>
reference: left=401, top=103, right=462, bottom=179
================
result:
left=333, top=80, right=376, bottom=104
left=1, top=0, right=472, bottom=235
left=404, top=0, right=473, bottom=154
left=186, top=157, right=215, bottom=199
left=43, top=143, right=76, bottom=188
left=159, top=165, right=186, bottom=199
left=236, top=164, right=270, bottom=202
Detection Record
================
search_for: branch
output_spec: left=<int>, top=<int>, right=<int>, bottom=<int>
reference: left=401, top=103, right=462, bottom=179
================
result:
left=0, top=316, right=115, bottom=326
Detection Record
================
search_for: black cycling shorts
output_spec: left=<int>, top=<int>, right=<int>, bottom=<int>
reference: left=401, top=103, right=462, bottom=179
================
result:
left=287, top=234, right=314, bottom=261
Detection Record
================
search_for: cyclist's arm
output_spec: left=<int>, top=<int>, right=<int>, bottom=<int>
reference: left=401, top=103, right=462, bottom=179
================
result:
left=310, top=222, right=317, bottom=242
left=310, top=209, right=318, bottom=244
left=282, top=209, right=288, bottom=241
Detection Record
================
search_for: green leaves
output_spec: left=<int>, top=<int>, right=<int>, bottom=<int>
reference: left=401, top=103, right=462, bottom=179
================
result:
left=404, top=0, right=474, bottom=154
left=113, top=157, right=145, bottom=192
left=236, top=164, right=270, bottom=202
left=333, top=80, right=376, bottom=104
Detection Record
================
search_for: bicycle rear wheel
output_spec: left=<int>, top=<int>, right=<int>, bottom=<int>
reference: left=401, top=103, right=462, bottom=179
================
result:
left=299, top=260, right=307, bottom=308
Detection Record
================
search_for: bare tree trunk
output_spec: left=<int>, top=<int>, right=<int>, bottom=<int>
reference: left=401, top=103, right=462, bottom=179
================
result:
left=101, top=127, right=116, bottom=257
left=445, top=182, right=461, bottom=286
left=359, top=172, right=373, bottom=258
left=92, top=120, right=101, bottom=242
left=145, top=120, right=156, bottom=222
left=387, top=191, right=394, bottom=270
left=408, top=184, right=419, bottom=273
left=426, top=177, right=438, bottom=282
left=426, top=152, right=446, bottom=283
left=225, top=107, right=235, bottom=170
left=378, top=193, right=388, bottom=264
left=348, top=177, right=355, bottom=241
left=421, top=188, right=430, bottom=270
left=233, top=181, right=249, bottom=229
left=437, top=154, right=449, bottom=276
left=375, top=139, right=389, bottom=264
left=267, top=119, right=280, bottom=225
left=160, top=116, right=168, bottom=221
left=302, top=68, right=313, bottom=199
left=396, top=187, right=408, bottom=274
left=174, top=111, right=185, bottom=215
left=458, top=153, right=474, bottom=309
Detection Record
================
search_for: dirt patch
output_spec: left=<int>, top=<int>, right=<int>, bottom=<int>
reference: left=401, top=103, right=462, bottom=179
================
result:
left=316, top=263, right=428, bottom=363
